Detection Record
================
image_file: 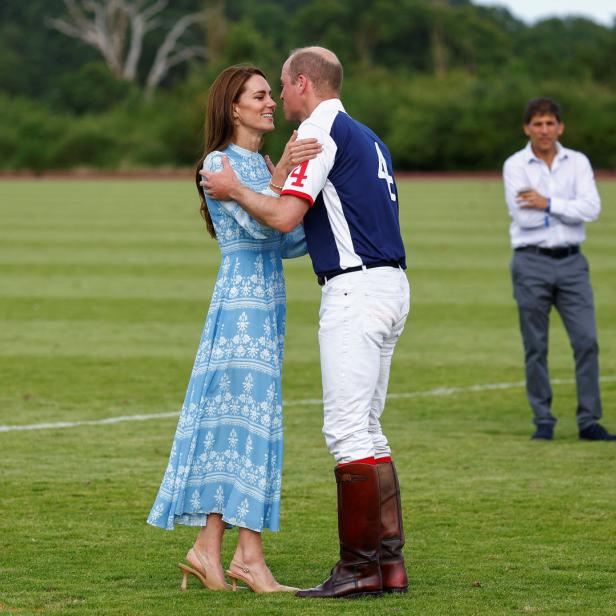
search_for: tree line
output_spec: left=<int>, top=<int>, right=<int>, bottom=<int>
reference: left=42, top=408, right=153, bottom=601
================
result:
left=1, top=0, right=616, bottom=171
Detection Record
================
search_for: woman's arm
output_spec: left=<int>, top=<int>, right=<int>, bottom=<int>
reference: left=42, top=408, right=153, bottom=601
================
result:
left=281, top=224, right=308, bottom=259
left=265, top=131, right=322, bottom=193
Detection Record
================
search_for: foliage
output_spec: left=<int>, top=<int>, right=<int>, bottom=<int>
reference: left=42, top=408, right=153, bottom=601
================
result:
left=54, top=62, right=137, bottom=114
left=1, top=0, right=616, bottom=170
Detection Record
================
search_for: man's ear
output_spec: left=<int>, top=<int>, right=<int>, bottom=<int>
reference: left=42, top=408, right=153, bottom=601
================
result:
left=296, top=74, right=308, bottom=93
left=558, top=122, right=565, bottom=137
left=523, top=123, right=530, bottom=137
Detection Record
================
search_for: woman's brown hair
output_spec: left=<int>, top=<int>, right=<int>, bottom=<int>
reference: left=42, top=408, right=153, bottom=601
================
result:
left=195, top=65, right=267, bottom=238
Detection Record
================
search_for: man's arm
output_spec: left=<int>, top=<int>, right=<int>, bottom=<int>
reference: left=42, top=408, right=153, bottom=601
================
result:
left=202, top=156, right=309, bottom=233
left=547, top=154, right=601, bottom=224
left=517, top=189, right=548, bottom=211
left=503, top=159, right=546, bottom=229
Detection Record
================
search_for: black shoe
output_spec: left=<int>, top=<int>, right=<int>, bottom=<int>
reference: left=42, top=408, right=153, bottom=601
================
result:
left=579, top=424, right=616, bottom=441
left=531, top=425, right=553, bottom=440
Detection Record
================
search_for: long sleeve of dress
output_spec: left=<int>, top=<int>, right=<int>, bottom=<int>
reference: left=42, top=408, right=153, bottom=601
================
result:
left=203, top=152, right=277, bottom=239
left=281, top=224, right=307, bottom=259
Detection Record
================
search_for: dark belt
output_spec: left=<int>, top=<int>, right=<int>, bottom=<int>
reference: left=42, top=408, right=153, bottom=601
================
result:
left=515, top=245, right=580, bottom=259
left=317, top=260, right=402, bottom=286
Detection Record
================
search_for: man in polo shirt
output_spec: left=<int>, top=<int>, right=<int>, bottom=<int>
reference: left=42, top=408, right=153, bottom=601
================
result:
left=503, top=97, right=614, bottom=442
left=202, top=46, right=410, bottom=597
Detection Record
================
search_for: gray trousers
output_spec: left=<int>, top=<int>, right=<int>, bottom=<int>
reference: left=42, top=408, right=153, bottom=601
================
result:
left=511, top=250, right=602, bottom=429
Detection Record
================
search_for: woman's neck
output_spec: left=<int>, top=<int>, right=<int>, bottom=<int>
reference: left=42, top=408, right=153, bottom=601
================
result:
left=233, top=127, right=261, bottom=152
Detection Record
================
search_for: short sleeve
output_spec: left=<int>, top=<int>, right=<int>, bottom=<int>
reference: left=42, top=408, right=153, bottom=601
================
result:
left=280, top=123, right=335, bottom=206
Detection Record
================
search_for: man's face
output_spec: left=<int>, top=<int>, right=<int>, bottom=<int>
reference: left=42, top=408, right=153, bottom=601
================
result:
left=523, top=113, right=564, bottom=155
left=280, top=63, right=303, bottom=122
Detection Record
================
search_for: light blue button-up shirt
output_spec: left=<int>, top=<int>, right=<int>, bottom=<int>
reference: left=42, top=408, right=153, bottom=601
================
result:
left=502, top=142, right=601, bottom=248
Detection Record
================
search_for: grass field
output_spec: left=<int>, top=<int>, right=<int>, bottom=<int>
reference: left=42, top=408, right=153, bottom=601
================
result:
left=1, top=177, right=615, bottom=615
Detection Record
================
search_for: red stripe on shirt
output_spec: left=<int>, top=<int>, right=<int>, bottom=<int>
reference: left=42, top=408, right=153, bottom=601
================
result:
left=280, top=189, right=314, bottom=206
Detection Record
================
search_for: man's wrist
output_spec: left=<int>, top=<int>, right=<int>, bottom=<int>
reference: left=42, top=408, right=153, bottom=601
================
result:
left=227, top=180, right=245, bottom=202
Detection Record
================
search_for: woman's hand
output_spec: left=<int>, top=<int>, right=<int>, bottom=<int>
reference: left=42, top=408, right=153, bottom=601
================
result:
left=268, top=131, right=322, bottom=191
left=278, top=130, right=322, bottom=174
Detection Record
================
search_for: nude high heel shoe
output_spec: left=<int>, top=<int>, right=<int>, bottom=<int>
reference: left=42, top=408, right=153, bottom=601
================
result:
left=178, top=548, right=231, bottom=591
left=226, top=561, right=298, bottom=593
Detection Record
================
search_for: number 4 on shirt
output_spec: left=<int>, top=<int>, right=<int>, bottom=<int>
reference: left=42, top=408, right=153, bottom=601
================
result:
left=290, top=161, right=309, bottom=187
left=375, top=142, right=396, bottom=202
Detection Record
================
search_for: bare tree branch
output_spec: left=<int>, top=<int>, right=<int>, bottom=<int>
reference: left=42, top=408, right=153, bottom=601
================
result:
left=166, top=46, right=206, bottom=71
left=47, top=0, right=206, bottom=93
left=145, top=11, right=205, bottom=96
left=48, top=0, right=126, bottom=76
left=121, top=0, right=168, bottom=80
left=139, top=0, right=168, bottom=22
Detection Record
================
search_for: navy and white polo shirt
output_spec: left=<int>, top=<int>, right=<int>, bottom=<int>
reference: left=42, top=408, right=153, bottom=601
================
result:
left=280, top=98, right=406, bottom=277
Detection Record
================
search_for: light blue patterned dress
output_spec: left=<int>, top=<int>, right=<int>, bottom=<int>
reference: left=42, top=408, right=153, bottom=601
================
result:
left=147, top=143, right=306, bottom=532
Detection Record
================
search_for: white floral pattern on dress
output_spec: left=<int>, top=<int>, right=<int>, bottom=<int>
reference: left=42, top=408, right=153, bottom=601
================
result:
left=147, top=142, right=305, bottom=533
left=195, top=374, right=283, bottom=433
left=214, top=485, right=224, bottom=508
left=228, top=499, right=250, bottom=526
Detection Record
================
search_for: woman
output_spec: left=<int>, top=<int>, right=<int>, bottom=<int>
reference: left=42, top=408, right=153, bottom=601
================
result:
left=147, top=66, right=320, bottom=592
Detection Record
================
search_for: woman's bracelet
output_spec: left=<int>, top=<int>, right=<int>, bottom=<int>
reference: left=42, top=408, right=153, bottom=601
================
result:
left=269, top=180, right=284, bottom=191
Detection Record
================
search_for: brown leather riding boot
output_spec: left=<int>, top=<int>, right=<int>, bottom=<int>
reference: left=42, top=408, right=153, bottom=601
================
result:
left=377, top=460, right=408, bottom=593
left=296, top=463, right=382, bottom=598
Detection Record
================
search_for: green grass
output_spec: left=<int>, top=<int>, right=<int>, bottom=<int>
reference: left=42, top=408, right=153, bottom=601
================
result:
left=1, top=178, right=615, bottom=615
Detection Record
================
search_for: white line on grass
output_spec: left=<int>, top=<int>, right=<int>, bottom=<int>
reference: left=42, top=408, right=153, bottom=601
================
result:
left=1, top=376, right=615, bottom=434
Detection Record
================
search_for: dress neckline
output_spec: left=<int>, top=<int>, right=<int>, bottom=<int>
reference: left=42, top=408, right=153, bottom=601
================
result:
left=229, top=143, right=259, bottom=157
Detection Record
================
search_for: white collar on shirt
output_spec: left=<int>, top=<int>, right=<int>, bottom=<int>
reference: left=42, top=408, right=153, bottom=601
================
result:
left=523, top=141, right=569, bottom=165
left=309, top=98, right=346, bottom=118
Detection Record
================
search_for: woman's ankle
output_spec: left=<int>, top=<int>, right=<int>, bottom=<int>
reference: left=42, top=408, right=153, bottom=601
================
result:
left=192, top=520, right=224, bottom=562
left=231, top=550, right=266, bottom=569
left=187, top=546, right=221, bottom=570
left=234, top=528, right=265, bottom=567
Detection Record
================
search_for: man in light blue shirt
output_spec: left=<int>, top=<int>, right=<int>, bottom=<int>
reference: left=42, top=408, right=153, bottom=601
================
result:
left=503, top=97, right=614, bottom=441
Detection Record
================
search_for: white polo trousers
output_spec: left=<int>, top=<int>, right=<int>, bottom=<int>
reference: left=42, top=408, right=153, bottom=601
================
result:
left=318, top=266, right=410, bottom=463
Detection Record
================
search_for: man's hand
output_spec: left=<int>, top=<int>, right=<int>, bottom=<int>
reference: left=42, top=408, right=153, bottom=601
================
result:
left=516, top=189, right=549, bottom=210
left=200, top=156, right=239, bottom=201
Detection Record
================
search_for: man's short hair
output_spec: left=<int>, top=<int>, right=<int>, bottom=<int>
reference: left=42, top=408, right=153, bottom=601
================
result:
left=523, top=98, right=562, bottom=124
left=287, top=47, right=343, bottom=96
